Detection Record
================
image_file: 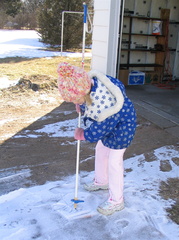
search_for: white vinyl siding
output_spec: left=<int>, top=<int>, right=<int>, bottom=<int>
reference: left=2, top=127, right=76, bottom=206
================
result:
left=91, top=0, right=121, bottom=77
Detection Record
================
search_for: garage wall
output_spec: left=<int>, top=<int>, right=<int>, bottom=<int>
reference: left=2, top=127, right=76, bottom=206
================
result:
left=122, top=0, right=179, bottom=79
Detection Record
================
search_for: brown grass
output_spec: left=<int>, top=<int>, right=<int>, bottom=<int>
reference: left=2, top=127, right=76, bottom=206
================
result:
left=0, top=56, right=91, bottom=81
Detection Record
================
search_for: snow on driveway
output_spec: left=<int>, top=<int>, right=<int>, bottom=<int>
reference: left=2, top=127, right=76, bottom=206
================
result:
left=0, top=117, right=179, bottom=240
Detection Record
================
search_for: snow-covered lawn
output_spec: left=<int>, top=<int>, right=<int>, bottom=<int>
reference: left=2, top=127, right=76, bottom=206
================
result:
left=0, top=29, right=91, bottom=59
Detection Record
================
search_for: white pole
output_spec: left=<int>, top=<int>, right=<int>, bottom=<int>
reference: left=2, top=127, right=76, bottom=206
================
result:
left=61, top=11, right=64, bottom=56
left=82, top=2, right=87, bottom=68
left=74, top=112, right=81, bottom=208
left=73, top=4, right=87, bottom=208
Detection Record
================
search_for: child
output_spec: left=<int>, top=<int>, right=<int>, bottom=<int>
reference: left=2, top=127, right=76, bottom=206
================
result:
left=57, top=62, right=136, bottom=215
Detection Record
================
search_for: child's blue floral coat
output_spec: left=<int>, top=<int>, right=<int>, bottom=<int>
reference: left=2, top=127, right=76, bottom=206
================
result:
left=82, top=70, right=136, bottom=149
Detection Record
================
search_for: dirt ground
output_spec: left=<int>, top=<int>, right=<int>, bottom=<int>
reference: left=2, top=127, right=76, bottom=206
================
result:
left=0, top=78, right=178, bottom=224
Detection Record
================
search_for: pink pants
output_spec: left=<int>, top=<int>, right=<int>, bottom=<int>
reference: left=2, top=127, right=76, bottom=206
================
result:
left=94, top=140, right=126, bottom=204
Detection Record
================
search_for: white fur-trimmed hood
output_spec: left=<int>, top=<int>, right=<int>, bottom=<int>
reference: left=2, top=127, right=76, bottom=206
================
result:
left=87, top=70, right=124, bottom=122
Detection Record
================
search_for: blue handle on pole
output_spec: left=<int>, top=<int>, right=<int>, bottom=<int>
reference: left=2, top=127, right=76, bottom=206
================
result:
left=71, top=199, right=84, bottom=203
left=83, top=3, right=87, bottom=23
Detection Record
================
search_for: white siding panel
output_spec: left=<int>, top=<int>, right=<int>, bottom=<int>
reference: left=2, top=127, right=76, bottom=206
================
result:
left=91, top=0, right=111, bottom=72
left=93, top=10, right=110, bottom=26
left=94, top=0, right=110, bottom=10
left=92, top=26, right=109, bottom=42
left=92, top=41, right=108, bottom=58
left=91, top=56, right=107, bottom=73
left=91, top=0, right=121, bottom=76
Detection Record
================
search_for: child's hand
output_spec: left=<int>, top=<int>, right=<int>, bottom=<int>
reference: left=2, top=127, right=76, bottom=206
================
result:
left=75, top=104, right=81, bottom=113
left=74, top=128, right=85, bottom=140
